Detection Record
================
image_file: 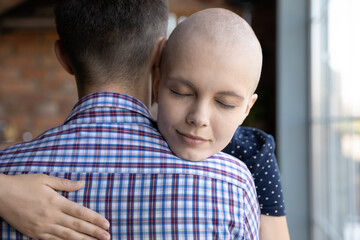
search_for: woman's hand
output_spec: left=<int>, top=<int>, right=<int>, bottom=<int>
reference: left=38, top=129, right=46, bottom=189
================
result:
left=0, top=174, right=110, bottom=240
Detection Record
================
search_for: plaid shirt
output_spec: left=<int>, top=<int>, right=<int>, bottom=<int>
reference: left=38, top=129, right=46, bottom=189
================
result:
left=0, top=92, right=260, bottom=239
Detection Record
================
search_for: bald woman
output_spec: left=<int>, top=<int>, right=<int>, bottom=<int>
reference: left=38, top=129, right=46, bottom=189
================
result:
left=154, top=8, right=289, bottom=240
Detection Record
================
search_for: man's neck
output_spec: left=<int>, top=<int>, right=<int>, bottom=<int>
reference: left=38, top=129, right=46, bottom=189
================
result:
left=77, top=82, right=152, bottom=108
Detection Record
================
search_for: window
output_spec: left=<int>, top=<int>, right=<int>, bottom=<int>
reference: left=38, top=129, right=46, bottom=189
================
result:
left=310, top=0, right=360, bottom=239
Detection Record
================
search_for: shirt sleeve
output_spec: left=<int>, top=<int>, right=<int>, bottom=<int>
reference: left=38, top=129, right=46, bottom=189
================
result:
left=242, top=178, right=261, bottom=239
left=223, top=126, right=286, bottom=216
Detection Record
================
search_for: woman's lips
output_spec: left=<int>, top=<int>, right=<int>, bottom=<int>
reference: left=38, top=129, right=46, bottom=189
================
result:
left=176, top=130, right=208, bottom=146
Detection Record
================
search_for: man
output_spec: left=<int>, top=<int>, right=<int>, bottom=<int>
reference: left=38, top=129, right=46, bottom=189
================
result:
left=0, top=1, right=260, bottom=239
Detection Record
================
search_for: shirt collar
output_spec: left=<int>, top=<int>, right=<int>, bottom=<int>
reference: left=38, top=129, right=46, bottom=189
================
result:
left=65, top=91, right=154, bottom=124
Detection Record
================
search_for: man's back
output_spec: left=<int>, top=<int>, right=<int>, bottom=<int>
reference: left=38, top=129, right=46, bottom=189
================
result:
left=0, top=92, right=259, bottom=239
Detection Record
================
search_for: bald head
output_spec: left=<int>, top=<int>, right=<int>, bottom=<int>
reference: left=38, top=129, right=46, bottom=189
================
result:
left=175, top=8, right=259, bottom=46
left=161, top=8, right=263, bottom=92
left=155, top=9, right=263, bottom=161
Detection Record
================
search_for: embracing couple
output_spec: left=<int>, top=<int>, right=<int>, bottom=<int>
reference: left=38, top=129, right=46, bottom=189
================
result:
left=0, top=0, right=289, bottom=239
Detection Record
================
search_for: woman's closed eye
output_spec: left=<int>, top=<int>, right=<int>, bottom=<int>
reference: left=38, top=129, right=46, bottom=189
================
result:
left=170, top=89, right=193, bottom=97
left=216, top=100, right=236, bottom=109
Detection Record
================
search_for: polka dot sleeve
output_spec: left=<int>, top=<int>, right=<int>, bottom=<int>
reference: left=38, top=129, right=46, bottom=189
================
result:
left=222, top=126, right=286, bottom=216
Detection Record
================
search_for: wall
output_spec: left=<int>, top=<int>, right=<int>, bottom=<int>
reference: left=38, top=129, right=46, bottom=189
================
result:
left=0, top=29, right=77, bottom=148
left=0, top=0, right=277, bottom=148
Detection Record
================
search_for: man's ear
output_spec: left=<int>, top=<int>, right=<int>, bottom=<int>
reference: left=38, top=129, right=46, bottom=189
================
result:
left=54, top=40, right=74, bottom=75
left=154, top=37, right=167, bottom=68
left=152, top=68, right=160, bottom=103
left=244, top=93, right=258, bottom=116
left=151, top=37, right=167, bottom=104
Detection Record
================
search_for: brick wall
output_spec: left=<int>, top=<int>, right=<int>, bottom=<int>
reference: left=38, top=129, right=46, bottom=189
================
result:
left=0, top=29, right=77, bottom=148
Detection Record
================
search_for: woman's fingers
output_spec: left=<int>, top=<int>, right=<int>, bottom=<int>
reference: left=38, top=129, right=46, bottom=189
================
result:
left=58, top=194, right=110, bottom=229
left=55, top=211, right=111, bottom=240
left=39, top=224, right=98, bottom=240
left=42, top=174, right=85, bottom=192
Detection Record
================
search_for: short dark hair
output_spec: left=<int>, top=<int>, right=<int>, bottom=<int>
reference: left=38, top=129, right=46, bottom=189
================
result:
left=55, top=0, right=168, bottom=87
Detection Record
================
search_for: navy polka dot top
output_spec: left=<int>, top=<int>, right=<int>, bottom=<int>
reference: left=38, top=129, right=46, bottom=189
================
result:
left=223, top=126, right=286, bottom=216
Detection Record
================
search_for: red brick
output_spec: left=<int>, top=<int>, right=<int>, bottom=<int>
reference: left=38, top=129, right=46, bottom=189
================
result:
left=32, top=116, right=63, bottom=134
left=35, top=102, right=60, bottom=116
left=2, top=32, right=39, bottom=45
left=42, top=30, right=59, bottom=42
left=40, top=79, right=62, bottom=90
left=0, top=44, right=15, bottom=57
left=16, top=43, right=50, bottom=56
left=0, top=68, right=21, bottom=81
left=23, top=69, right=48, bottom=80
left=3, top=56, right=38, bottom=68
left=0, top=80, right=35, bottom=93
left=53, top=68, right=74, bottom=80
left=41, top=55, right=59, bottom=67
left=7, top=116, right=28, bottom=129
left=3, top=100, right=33, bottom=115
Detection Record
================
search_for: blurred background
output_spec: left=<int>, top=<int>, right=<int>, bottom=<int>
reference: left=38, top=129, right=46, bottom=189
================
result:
left=0, top=0, right=359, bottom=239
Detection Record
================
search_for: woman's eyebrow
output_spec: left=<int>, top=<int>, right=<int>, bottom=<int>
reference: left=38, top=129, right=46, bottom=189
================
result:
left=167, top=77, right=195, bottom=89
left=217, top=91, right=245, bottom=100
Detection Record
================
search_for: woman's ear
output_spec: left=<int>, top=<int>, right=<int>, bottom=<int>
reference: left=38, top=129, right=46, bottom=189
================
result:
left=237, top=93, right=258, bottom=126
left=54, top=40, right=74, bottom=75
left=244, top=93, right=258, bottom=116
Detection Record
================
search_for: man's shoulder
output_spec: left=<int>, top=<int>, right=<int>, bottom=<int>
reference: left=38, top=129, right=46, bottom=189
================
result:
left=199, top=151, right=256, bottom=189
left=0, top=123, right=254, bottom=192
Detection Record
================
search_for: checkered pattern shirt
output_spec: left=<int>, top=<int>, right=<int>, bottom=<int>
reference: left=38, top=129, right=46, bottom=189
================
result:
left=0, top=92, right=260, bottom=239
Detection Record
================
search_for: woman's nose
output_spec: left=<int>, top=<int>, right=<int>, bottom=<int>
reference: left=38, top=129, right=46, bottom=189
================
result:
left=186, top=102, right=210, bottom=127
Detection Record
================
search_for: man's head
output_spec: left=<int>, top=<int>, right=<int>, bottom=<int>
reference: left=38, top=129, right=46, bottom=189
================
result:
left=54, top=0, right=168, bottom=98
left=155, top=8, right=262, bottom=161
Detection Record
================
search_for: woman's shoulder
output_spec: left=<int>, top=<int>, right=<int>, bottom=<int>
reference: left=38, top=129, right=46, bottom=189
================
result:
left=223, top=126, right=275, bottom=161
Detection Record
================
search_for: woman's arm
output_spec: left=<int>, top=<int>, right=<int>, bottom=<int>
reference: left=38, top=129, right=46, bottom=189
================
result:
left=223, top=127, right=290, bottom=238
left=260, top=215, right=290, bottom=240
left=0, top=174, right=110, bottom=240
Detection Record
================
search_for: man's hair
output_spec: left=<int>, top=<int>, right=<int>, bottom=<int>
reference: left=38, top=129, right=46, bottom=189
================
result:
left=55, top=0, right=168, bottom=87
